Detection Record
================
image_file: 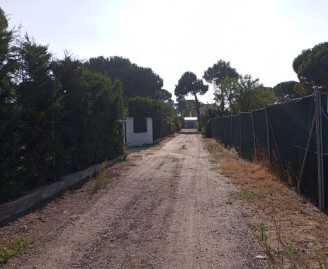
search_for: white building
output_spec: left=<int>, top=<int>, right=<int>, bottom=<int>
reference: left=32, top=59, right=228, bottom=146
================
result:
left=184, top=117, right=198, bottom=129
left=125, top=117, right=153, bottom=147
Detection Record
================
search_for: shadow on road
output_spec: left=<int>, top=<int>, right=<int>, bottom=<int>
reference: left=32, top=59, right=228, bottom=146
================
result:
left=178, top=129, right=200, bottom=134
left=126, top=145, right=152, bottom=155
left=127, top=129, right=200, bottom=155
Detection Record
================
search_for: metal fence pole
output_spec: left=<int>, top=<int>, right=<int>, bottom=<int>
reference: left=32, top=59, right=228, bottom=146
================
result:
left=315, top=91, right=325, bottom=210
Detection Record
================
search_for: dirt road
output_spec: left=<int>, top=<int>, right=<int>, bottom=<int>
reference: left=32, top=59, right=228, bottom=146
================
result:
left=1, top=131, right=267, bottom=269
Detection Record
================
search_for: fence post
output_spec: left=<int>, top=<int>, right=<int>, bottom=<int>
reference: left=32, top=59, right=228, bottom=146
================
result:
left=315, top=92, right=325, bottom=210
left=265, top=108, right=271, bottom=165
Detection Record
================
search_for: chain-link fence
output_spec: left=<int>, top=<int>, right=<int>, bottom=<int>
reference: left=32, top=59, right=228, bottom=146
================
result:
left=1, top=116, right=180, bottom=203
left=0, top=119, right=124, bottom=203
left=207, top=92, right=327, bottom=210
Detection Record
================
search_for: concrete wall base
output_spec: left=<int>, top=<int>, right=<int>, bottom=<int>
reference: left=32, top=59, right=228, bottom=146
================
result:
left=0, top=157, right=121, bottom=226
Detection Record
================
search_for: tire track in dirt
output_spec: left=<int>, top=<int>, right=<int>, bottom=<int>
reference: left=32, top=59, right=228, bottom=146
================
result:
left=2, top=131, right=267, bottom=269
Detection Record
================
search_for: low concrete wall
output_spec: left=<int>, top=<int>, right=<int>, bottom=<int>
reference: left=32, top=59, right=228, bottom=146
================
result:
left=0, top=157, right=120, bottom=225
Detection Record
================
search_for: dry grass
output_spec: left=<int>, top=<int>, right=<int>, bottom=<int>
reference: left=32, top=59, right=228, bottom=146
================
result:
left=205, top=139, right=224, bottom=156
left=205, top=138, right=328, bottom=269
left=150, top=134, right=176, bottom=151
left=88, top=165, right=120, bottom=193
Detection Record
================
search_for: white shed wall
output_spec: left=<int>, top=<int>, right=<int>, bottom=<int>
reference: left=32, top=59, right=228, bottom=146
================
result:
left=126, top=117, right=153, bottom=147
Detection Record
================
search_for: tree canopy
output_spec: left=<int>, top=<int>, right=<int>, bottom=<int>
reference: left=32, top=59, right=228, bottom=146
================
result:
left=203, top=60, right=239, bottom=115
left=156, top=88, right=172, bottom=102
left=85, top=56, right=164, bottom=99
left=203, top=60, right=239, bottom=85
left=0, top=7, right=18, bottom=118
left=273, top=81, right=301, bottom=102
left=174, top=71, right=208, bottom=125
left=293, top=42, right=328, bottom=95
left=209, top=73, right=275, bottom=114
left=213, top=76, right=239, bottom=114
left=235, top=75, right=275, bottom=112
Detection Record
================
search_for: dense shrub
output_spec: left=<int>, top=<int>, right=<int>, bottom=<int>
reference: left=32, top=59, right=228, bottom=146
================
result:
left=0, top=31, right=124, bottom=202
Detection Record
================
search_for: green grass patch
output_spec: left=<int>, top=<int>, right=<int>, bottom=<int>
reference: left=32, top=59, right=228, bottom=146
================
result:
left=0, top=234, right=31, bottom=264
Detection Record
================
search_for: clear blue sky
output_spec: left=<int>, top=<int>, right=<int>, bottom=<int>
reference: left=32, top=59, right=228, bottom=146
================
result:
left=2, top=0, right=328, bottom=103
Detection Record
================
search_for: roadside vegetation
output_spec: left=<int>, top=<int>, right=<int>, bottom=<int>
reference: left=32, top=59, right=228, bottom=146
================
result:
left=0, top=7, right=180, bottom=203
left=196, top=43, right=328, bottom=135
left=205, top=138, right=328, bottom=269
left=0, top=234, right=31, bottom=264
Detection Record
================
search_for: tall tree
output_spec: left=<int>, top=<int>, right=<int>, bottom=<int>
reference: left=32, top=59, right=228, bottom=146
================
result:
left=235, top=75, right=275, bottom=112
left=214, top=76, right=239, bottom=114
left=203, top=60, right=239, bottom=115
left=174, top=72, right=208, bottom=126
left=293, top=42, right=328, bottom=95
left=17, top=36, right=58, bottom=120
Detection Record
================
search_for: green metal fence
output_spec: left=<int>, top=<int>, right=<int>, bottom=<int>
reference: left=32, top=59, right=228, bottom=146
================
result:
left=207, top=92, right=327, bottom=210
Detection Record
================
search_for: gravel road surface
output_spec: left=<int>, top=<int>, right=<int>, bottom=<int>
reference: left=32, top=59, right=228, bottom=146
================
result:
left=1, top=131, right=267, bottom=269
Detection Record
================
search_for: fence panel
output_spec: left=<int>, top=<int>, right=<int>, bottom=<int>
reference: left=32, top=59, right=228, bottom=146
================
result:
left=207, top=93, right=327, bottom=210
left=240, top=113, right=254, bottom=159
left=253, top=109, right=268, bottom=154
left=231, top=115, right=240, bottom=150
left=321, top=94, right=328, bottom=209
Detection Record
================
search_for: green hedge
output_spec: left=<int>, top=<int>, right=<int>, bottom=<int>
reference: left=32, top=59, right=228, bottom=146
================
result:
left=0, top=56, right=124, bottom=203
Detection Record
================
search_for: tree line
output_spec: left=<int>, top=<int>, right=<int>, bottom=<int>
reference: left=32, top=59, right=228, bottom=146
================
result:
left=174, top=42, right=328, bottom=131
left=0, top=8, right=178, bottom=202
